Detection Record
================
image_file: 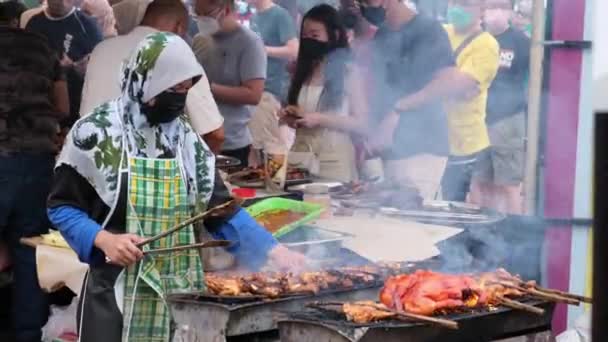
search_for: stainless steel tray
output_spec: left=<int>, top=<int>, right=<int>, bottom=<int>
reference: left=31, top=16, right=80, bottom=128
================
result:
left=277, top=225, right=353, bottom=258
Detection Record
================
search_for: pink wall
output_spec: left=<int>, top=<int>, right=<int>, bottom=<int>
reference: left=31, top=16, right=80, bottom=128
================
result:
left=544, top=0, right=586, bottom=334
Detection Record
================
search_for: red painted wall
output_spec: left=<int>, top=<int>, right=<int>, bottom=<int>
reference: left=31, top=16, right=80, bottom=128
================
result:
left=543, top=0, right=586, bottom=334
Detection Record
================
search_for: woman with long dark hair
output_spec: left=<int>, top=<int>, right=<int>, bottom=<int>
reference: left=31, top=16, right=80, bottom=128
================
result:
left=281, top=4, right=367, bottom=182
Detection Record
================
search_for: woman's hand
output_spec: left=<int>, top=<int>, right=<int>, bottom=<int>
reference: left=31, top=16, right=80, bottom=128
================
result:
left=296, top=112, right=327, bottom=129
left=278, top=105, right=302, bottom=129
left=267, top=245, right=308, bottom=273
left=94, top=230, right=144, bottom=267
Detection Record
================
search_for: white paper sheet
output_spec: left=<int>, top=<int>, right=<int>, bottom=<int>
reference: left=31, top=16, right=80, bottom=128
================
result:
left=314, top=213, right=463, bottom=263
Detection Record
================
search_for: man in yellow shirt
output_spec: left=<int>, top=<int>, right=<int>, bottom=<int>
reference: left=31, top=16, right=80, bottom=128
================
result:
left=440, top=0, right=500, bottom=201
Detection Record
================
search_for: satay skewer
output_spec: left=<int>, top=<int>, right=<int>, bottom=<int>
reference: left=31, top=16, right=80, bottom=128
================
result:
left=492, top=281, right=580, bottom=306
left=308, top=302, right=459, bottom=330
left=496, top=296, right=545, bottom=315
left=530, top=285, right=592, bottom=304
left=137, top=200, right=238, bottom=248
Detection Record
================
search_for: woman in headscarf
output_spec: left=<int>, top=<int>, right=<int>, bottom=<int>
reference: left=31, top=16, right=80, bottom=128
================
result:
left=47, top=32, right=305, bottom=342
left=280, top=4, right=368, bottom=182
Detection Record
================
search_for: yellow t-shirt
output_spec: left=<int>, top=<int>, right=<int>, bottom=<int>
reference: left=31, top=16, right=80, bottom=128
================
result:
left=444, top=25, right=500, bottom=156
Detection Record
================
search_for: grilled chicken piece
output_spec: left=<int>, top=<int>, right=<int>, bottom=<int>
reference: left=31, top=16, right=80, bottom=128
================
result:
left=343, top=301, right=395, bottom=324
left=205, top=277, right=242, bottom=296
left=285, top=276, right=320, bottom=294
left=244, top=280, right=283, bottom=298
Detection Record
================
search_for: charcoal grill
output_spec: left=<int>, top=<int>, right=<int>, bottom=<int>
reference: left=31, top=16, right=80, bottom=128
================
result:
left=278, top=299, right=556, bottom=342
left=168, top=285, right=380, bottom=341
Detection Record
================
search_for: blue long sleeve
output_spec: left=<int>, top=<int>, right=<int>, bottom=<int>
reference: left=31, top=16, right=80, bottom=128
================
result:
left=47, top=206, right=103, bottom=265
left=211, top=208, right=278, bottom=270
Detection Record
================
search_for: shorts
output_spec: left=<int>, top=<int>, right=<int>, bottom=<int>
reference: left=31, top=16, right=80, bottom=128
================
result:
left=440, top=149, right=491, bottom=202
left=475, top=113, right=526, bottom=186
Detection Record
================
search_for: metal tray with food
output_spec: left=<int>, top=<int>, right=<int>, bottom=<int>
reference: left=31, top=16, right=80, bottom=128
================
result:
left=228, top=167, right=313, bottom=188
left=246, top=198, right=323, bottom=237
left=277, top=225, right=353, bottom=257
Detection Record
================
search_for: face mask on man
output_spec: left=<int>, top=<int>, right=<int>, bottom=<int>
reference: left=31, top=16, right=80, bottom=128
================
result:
left=360, top=5, right=386, bottom=26
left=299, top=38, right=331, bottom=61
left=447, top=5, right=474, bottom=30
left=141, top=91, right=187, bottom=125
left=197, top=16, right=220, bottom=36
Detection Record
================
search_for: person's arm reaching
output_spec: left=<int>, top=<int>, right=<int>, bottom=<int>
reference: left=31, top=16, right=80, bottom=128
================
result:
left=47, top=165, right=144, bottom=267
left=393, top=67, right=479, bottom=112
left=205, top=169, right=307, bottom=271
left=210, top=79, right=265, bottom=106
left=394, top=33, right=500, bottom=113
left=48, top=206, right=144, bottom=266
left=203, top=126, right=225, bottom=154
left=296, top=65, right=368, bottom=135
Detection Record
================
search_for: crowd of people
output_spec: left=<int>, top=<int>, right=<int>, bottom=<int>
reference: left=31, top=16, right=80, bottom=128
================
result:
left=0, top=0, right=532, bottom=340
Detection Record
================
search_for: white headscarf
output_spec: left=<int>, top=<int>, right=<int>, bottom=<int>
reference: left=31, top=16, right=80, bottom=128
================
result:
left=57, top=32, right=215, bottom=211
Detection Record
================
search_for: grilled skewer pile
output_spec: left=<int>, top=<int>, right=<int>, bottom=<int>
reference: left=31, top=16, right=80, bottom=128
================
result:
left=312, top=268, right=591, bottom=326
left=205, top=267, right=382, bottom=298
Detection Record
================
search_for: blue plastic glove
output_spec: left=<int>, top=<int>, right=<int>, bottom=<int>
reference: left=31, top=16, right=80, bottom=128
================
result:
left=211, top=208, right=278, bottom=270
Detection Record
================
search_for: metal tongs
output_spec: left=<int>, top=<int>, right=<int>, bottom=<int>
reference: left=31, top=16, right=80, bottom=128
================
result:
left=137, top=200, right=238, bottom=256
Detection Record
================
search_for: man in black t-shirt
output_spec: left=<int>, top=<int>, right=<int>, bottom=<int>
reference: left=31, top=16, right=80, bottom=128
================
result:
left=361, top=0, right=482, bottom=199
left=26, top=0, right=103, bottom=127
left=0, top=24, right=68, bottom=342
left=473, top=0, right=530, bottom=213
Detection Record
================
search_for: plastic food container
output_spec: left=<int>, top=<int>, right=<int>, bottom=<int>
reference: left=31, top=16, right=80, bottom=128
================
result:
left=245, top=198, right=323, bottom=237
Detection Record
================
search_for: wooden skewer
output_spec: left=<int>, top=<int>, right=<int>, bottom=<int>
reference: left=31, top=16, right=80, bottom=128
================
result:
left=308, top=302, right=459, bottom=330
left=137, top=200, right=237, bottom=247
left=143, top=240, right=232, bottom=255
left=493, top=281, right=580, bottom=306
left=362, top=302, right=459, bottom=330
left=531, top=285, right=592, bottom=304
left=496, top=296, right=545, bottom=315
left=526, top=287, right=580, bottom=306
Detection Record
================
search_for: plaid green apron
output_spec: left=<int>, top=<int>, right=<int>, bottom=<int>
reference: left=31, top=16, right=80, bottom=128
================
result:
left=122, top=157, right=205, bottom=342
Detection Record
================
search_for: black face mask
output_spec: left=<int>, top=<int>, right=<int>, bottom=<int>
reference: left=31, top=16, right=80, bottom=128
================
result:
left=299, top=38, right=331, bottom=61
left=141, top=91, right=187, bottom=125
left=361, top=6, right=386, bottom=26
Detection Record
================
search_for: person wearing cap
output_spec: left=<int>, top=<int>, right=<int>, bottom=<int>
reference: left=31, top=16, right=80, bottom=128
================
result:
left=80, top=0, right=226, bottom=154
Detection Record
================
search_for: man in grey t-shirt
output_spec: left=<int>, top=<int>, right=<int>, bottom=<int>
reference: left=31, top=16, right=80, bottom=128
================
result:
left=193, top=0, right=267, bottom=166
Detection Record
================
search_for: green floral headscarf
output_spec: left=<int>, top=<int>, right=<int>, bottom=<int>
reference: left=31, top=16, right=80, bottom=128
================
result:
left=57, top=32, right=215, bottom=211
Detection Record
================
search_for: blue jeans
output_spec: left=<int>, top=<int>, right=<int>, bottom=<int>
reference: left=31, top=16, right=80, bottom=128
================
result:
left=0, top=153, right=54, bottom=342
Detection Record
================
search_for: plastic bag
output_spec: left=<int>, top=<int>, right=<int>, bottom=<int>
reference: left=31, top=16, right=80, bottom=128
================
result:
left=556, top=312, right=591, bottom=342
left=42, top=297, right=79, bottom=342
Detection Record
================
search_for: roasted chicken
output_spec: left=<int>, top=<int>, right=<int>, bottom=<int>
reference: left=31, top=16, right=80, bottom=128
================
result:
left=379, top=269, right=531, bottom=316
